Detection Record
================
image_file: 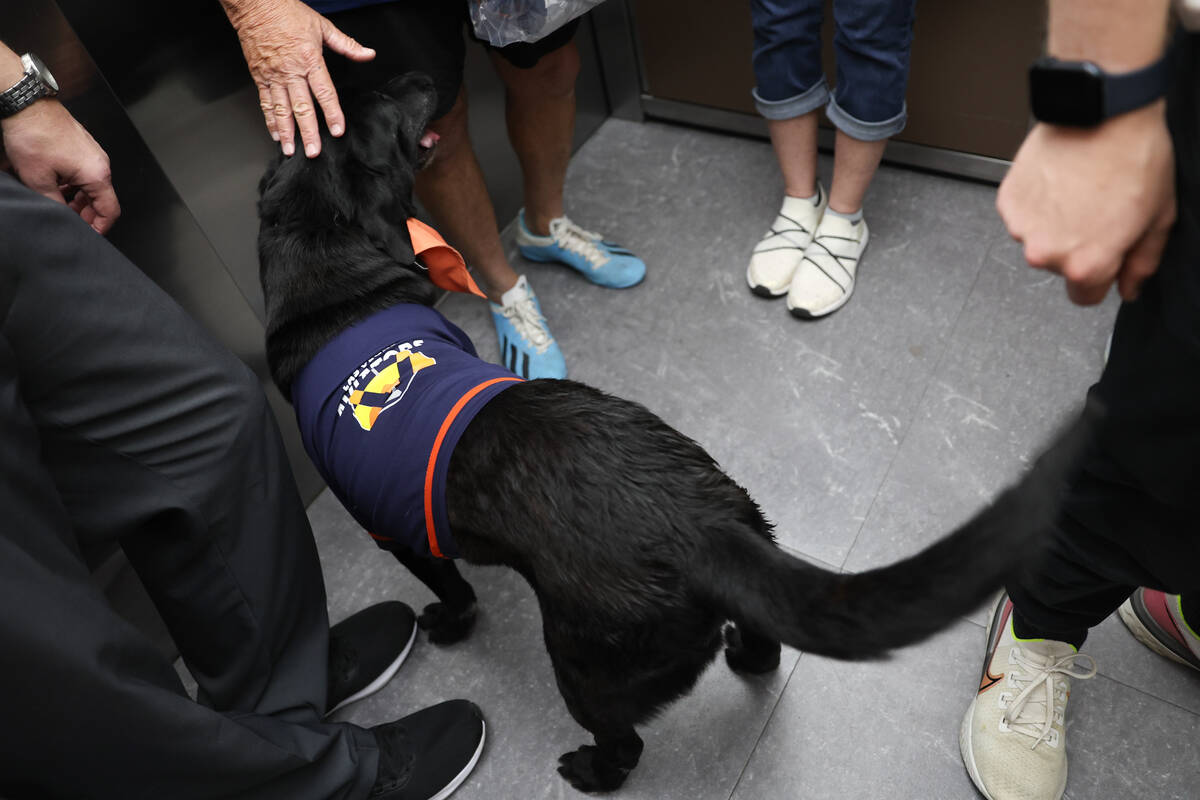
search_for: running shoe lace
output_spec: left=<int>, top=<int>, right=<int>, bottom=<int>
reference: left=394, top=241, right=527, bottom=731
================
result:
left=1000, top=648, right=1097, bottom=749
left=549, top=217, right=609, bottom=270
left=501, top=294, right=552, bottom=354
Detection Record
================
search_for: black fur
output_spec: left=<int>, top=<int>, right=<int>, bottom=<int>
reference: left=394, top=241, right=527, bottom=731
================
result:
left=257, top=74, right=1095, bottom=793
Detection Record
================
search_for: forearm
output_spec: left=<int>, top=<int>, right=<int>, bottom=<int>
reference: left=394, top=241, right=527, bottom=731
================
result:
left=1, top=43, right=28, bottom=159
left=0, top=41, right=27, bottom=92
left=1047, top=0, right=1171, bottom=69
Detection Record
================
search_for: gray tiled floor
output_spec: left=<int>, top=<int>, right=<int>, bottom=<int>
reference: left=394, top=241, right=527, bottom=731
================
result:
left=313, top=119, right=1199, bottom=798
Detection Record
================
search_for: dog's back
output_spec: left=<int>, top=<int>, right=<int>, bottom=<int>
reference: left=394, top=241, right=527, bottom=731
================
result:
left=449, top=379, right=1094, bottom=660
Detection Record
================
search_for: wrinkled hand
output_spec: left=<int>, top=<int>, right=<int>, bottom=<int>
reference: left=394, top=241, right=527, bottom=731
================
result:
left=223, top=0, right=375, bottom=158
left=1, top=99, right=120, bottom=234
left=996, top=101, right=1176, bottom=305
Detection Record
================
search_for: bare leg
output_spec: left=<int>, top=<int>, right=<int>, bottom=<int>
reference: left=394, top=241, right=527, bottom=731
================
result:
left=489, top=41, right=581, bottom=236
left=747, top=113, right=823, bottom=296
left=415, top=87, right=518, bottom=302
left=828, top=129, right=888, bottom=214
left=768, top=111, right=821, bottom=198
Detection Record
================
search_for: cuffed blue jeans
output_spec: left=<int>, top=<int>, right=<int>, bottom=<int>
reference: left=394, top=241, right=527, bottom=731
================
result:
left=751, top=0, right=916, bottom=141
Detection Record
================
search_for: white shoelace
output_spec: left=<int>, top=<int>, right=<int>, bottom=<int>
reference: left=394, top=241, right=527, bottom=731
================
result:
left=1001, top=648, right=1097, bottom=749
left=501, top=294, right=552, bottom=354
left=549, top=217, right=609, bottom=271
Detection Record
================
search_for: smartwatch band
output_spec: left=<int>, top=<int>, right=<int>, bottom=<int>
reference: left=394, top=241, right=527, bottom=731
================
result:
left=1104, top=55, right=1171, bottom=118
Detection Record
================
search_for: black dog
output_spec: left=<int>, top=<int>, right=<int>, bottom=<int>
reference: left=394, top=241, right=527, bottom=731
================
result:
left=257, top=74, right=1091, bottom=793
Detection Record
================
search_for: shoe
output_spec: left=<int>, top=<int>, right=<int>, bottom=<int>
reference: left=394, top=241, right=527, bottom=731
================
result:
left=489, top=275, right=566, bottom=379
left=1118, top=588, right=1200, bottom=671
left=369, top=699, right=486, bottom=799
left=746, top=184, right=828, bottom=297
left=786, top=211, right=868, bottom=319
left=327, top=601, right=418, bottom=716
left=515, top=210, right=646, bottom=289
left=959, top=594, right=1097, bottom=800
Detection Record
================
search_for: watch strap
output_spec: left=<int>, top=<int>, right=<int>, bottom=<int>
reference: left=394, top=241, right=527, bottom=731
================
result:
left=1104, top=55, right=1170, bottom=118
left=0, top=62, right=51, bottom=118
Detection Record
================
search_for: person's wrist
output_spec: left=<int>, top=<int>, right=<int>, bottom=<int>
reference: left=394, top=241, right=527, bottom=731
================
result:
left=1042, top=96, right=1167, bottom=140
left=221, top=0, right=289, bottom=29
left=1044, top=47, right=1166, bottom=76
left=0, top=50, right=25, bottom=88
left=0, top=96, right=65, bottom=139
left=1045, top=0, right=1170, bottom=74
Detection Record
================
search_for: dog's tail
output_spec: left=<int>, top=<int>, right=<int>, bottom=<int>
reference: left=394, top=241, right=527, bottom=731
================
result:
left=695, top=403, right=1099, bottom=660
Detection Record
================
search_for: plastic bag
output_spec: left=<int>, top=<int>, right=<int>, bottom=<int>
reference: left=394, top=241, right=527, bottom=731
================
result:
left=469, top=0, right=607, bottom=47
left=1178, top=0, right=1200, bottom=30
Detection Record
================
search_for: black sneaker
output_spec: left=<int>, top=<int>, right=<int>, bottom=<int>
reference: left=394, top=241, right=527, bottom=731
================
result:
left=369, top=700, right=486, bottom=800
left=327, top=601, right=418, bottom=716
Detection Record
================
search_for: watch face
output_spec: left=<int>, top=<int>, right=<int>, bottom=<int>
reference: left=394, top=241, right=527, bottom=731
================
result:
left=1030, top=59, right=1104, bottom=126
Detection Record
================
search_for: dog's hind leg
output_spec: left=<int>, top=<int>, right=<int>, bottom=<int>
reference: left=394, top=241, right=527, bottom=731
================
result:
left=557, top=726, right=644, bottom=794
left=386, top=547, right=478, bottom=644
left=549, top=658, right=644, bottom=792
left=555, top=706, right=643, bottom=792
left=724, top=622, right=781, bottom=674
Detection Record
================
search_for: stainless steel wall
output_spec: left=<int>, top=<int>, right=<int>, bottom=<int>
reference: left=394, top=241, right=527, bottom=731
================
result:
left=14, top=0, right=612, bottom=503
left=2, top=0, right=613, bottom=648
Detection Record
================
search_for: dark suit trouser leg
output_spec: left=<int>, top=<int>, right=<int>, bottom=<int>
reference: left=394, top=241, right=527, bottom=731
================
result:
left=1006, top=273, right=1200, bottom=646
left=0, top=176, right=377, bottom=799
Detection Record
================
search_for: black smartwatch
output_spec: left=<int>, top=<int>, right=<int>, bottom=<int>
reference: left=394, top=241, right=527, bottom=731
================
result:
left=1029, top=55, right=1169, bottom=127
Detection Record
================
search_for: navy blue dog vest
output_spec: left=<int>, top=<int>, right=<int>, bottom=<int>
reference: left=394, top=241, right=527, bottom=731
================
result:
left=292, top=304, right=521, bottom=558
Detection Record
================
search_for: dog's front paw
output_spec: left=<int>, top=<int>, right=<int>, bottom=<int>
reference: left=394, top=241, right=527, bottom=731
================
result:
left=557, top=746, right=631, bottom=793
left=417, top=600, right=477, bottom=645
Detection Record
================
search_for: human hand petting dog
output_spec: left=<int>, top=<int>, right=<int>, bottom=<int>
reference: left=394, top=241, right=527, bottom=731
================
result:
left=997, top=103, right=1176, bottom=305
left=0, top=47, right=119, bottom=234
left=220, top=0, right=375, bottom=158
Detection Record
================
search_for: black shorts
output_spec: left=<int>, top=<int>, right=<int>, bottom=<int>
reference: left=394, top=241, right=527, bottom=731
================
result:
left=323, top=1, right=582, bottom=120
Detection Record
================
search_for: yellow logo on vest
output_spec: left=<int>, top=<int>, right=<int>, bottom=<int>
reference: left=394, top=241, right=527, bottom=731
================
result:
left=344, top=347, right=437, bottom=431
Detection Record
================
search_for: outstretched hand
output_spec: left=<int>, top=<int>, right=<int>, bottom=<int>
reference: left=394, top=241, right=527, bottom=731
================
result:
left=996, top=101, right=1176, bottom=306
left=222, top=0, right=375, bottom=158
left=1, top=99, right=120, bottom=234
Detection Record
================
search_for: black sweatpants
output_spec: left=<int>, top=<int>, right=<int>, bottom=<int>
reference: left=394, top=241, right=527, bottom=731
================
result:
left=0, top=175, right=377, bottom=799
left=1009, top=31, right=1200, bottom=646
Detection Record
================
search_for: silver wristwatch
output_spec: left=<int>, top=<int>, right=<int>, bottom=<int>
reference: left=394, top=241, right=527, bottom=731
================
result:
left=0, top=53, right=59, bottom=118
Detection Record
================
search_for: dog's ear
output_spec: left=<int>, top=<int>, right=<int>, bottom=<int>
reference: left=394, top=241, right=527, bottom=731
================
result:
left=338, top=92, right=420, bottom=266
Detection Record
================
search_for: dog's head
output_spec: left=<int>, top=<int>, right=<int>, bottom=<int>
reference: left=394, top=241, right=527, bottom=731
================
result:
left=256, top=73, right=448, bottom=395
left=257, top=72, right=441, bottom=279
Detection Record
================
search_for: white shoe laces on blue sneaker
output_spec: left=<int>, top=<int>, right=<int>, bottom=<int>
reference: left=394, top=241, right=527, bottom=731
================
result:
left=498, top=284, right=553, bottom=354
left=548, top=216, right=610, bottom=271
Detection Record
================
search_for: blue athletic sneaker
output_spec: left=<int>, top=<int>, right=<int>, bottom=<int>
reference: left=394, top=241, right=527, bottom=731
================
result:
left=490, top=275, right=566, bottom=379
left=515, top=210, right=646, bottom=289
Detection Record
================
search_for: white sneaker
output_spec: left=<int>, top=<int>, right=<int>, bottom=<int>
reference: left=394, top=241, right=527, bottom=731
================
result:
left=786, top=211, right=868, bottom=318
left=746, top=185, right=828, bottom=297
left=960, top=594, right=1097, bottom=800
